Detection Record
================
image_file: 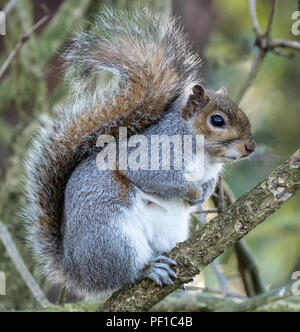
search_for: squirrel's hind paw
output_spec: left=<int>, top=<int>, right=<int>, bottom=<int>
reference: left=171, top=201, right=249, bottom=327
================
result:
left=141, top=255, right=177, bottom=287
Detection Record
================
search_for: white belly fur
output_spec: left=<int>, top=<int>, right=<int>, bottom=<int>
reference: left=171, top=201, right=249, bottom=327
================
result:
left=121, top=188, right=193, bottom=269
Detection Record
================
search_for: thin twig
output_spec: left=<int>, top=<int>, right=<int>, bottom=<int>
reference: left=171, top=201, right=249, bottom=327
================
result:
left=240, top=1, right=268, bottom=104
left=209, top=177, right=230, bottom=294
left=271, top=38, right=300, bottom=52
left=265, top=0, right=278, bottom=38
left=237, top=0, right=269, bottom=103
left=182, top=284, right=246, bottom=299
left=237, top=46, right=267, bottom=104
left=0, top=13, right=50, bottom=80
left=197, top=287, right=247, bottom=299
left=211, top=260, right=231, bottom=294
left=2, top=0, right=19, bottom=15
left=0, top=221, right=49, bottom=308
left=194, top=209, right=218, bottom=214
left=249, top=0, right=261, bottom=36
left=197, top=214, right=230, bottom=294
left=197, top=206, right=230, bottom=294
left=217, top=176, right=224, bottom=213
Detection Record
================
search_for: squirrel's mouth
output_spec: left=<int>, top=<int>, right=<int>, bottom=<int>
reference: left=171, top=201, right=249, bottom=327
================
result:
left=220, top=155, right=239, bottom=163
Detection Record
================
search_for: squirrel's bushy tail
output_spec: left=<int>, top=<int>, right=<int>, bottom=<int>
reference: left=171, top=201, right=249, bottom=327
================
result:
left=23, top=7, right=201, bottom=283
left=65, top=7, right=201, bottom=101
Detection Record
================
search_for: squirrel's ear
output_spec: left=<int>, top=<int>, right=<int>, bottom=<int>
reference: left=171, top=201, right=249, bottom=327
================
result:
left=216, top=87, right=228, bottom=97
left=182, top=85, right=210, bottom=121
left=192, top=84, right=205, bottom=96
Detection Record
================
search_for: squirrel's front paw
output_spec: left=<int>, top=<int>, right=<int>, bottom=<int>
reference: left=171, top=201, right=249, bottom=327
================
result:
left=141, top=255, right=177, bottom=287
left=187, top=197, right=204, bottom=206
left=185, top=179, right=217, bottom=206
left=184, top=185, right=203, bottom=206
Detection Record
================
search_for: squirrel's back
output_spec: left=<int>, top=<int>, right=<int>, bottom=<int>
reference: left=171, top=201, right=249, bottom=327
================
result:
left=22, top=7, right=201, bottom=283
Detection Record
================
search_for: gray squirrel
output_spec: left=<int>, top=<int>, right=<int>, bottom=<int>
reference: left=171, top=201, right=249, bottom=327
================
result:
left=23, top=8, right=256, bottom=299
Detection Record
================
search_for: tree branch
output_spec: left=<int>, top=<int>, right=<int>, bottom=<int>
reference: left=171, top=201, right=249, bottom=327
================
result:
left=255, top=296, right=300, bottom=312
left=238, top=0, right=300, bottom=103
left=151, top=292, right=240, bottom=312
left=98, top=149, right=300, bottom=312
left=153, top=283, right=297, bottom=313
left=218, top=283, right=295, bottom=312
left=265, top=0, right=278, bottom=39
left=271, top=39, right=300, bottom=52
left=236, top=43, right=267, bottom=103
left=235, top=241, right=266, bottom=296
left=249, top=0, right=261, bottom=37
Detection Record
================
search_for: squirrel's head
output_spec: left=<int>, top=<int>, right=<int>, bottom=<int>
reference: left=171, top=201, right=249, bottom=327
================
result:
left=183, top=85, right=256, bottom=164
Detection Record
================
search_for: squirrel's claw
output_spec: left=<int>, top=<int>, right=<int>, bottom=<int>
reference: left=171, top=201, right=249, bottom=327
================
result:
left=150, top=255, right=177, bottom=267
left=146, top=267, right=174, bottom=286
left=142, top=255, right=177, bottom=287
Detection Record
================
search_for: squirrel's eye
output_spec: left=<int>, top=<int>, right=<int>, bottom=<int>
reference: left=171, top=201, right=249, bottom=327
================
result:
left=210, top=115, right=225, bottom=128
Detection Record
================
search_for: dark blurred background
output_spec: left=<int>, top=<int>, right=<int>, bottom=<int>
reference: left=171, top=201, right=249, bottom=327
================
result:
left=0, top=0, right=299, bottom=311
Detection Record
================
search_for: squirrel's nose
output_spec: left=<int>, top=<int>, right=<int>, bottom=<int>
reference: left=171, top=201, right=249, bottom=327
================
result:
left=245, top=141, right=256, bottom=155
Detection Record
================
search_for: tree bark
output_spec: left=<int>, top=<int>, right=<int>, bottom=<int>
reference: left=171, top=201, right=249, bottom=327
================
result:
left=98, top=149, right=300, bottom=312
